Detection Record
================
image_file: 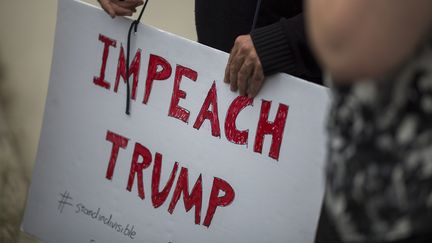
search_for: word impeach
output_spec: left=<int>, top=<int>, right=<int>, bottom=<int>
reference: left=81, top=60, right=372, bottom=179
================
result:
left=93, top=34, right=290, bottom=161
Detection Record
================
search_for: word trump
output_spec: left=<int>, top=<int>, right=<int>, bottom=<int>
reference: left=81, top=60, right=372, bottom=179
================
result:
left=104, top=130, right=235, bottom=227
left=93, top=34, right=290, bottom=160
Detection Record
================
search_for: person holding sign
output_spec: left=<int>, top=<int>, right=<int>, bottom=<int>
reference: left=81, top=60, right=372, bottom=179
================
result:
left=98, top=0, right=322, bottom=99
left=195, top=0, right=322, bottom=97
left=307, top=1, right=432, bottom=243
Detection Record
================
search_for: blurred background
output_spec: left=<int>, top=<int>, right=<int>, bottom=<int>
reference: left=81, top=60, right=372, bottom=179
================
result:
left=0, top=0, right=195, bottom=242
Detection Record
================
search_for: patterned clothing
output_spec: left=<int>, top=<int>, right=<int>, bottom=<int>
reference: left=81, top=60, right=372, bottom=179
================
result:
left=325, top=38, right=432, bottom=243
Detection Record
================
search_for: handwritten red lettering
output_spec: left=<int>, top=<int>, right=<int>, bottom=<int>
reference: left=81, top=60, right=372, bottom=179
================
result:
left=254, top=100, right=289, bottom=160
left=203, top=177, right=235, bottom=227
left=127, top=143, right=152, bottom=199
left=143, top=54, right=172, bottom=104
left=151, top=153, right=179, bottom=208
left=103, top=131, right=236, bottom=228
left=105, top=130, right=129, bottom=180
left=168, top=168, right=203, bottom=225
left=95, top=34, right=290, bottom=161
left=225, top=96, right=254, bottom=145
left=193, top=81, right=221, bottom=137
left=94, top=34, right=116, bottom=89
left=168, top=65, right=198, bottom=123
left=114, top=45, right=142, bottom=100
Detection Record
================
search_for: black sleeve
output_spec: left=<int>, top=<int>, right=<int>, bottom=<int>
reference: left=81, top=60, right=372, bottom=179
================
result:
left=250, top=14, right=323, bottom=85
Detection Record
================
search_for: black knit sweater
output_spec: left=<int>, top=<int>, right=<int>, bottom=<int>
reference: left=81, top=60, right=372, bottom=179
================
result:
left=195, top=0, right=322, bottom=84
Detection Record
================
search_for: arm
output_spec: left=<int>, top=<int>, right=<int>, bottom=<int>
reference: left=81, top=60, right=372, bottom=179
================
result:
left=224, top=14, right=322, bottom=98
left=306, top=0, right=432, bottom=81
left=251, top=14, right=322, bottom=83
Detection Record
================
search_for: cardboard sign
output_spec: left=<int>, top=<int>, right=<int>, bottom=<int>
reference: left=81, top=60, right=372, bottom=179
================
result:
left=22, top=1, right=330, bottom=242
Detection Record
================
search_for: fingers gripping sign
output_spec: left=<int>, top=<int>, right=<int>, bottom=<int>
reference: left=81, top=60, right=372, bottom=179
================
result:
left=98, top=0, right=144, bottom=18
left=224, top=35, right=265, bottom=98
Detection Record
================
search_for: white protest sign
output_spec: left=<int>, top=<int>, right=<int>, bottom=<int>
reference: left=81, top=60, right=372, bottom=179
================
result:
left=22, top=1, right=329, bottom=242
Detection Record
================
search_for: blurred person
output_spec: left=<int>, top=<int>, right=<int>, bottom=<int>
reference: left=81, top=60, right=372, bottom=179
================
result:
left=307, top=1, right=432, bottom=243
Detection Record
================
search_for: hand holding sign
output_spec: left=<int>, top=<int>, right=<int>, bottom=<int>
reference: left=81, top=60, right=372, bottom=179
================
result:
left=224, top=35, right=265, bottom=98
left=98, top=0, right=144, bottom=18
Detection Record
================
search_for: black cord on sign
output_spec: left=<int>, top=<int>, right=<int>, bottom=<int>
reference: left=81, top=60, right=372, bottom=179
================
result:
left=125, top=0, right=149, bottom=115
left=251, top=0, right=262, bottom=31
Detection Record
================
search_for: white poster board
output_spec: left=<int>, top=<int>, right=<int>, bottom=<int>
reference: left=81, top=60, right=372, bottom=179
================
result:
left=22, top=1, right=330, bottom=242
